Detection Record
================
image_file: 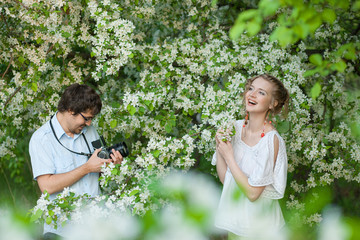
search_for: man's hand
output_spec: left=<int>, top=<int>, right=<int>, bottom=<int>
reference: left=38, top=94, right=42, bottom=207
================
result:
left=110, top=149, right=123, bottom=165
left=85, top=148, right=112, bottom=172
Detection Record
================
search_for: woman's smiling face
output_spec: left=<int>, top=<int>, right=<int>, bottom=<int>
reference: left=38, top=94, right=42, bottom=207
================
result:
left=244, top=77, right=274, bottom=114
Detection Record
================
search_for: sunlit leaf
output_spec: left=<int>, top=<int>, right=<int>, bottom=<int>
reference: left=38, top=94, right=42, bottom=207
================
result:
left=333, top=60, right=347, bottom=72
left=322, top=8, right=336, bottom=24
left=310, top=82, right=322, bottom=99
left=259, top=0, right=280, bottom=17
left=309, top=54, right=323, bottom=66
left=270, top=26, right=293, bottom=47
left=127, top=105, right=136, bottom=115
left=229, top=23, right=246, bottom=40
left=247, top=20, right=261, bottom=36
left=30, top=209, right=43, bottom=222
left=110, top=119, right=117, bottom=128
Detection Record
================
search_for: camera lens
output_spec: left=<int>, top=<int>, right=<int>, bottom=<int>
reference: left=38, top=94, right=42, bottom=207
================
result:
left=108, top=142, right=129, bottom=158
left=97, top=149, right=109, bottom=159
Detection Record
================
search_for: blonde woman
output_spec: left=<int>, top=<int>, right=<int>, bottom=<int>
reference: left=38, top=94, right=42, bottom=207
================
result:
left=213, top=74, right=290, bottom=239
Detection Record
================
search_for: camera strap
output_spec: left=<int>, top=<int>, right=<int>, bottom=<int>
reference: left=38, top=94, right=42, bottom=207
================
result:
left=50, top=115, right=92, bottom=158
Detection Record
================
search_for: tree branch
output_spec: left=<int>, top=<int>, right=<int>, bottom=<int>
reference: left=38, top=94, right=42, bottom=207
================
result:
left=1, top=54, right=13, bottom=81
left=13, top=0, right=30, bottom=10
left=3, top=86, right=21, bottom=110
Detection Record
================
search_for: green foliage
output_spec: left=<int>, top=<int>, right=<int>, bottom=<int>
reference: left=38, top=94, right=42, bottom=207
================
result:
left=0, top=0, right=359, bottom=234
left=230, top=0, right=360, bottom=80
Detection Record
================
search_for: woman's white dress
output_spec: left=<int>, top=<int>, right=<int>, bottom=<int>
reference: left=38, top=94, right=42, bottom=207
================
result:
left=212, top=120, right=288, bottom=237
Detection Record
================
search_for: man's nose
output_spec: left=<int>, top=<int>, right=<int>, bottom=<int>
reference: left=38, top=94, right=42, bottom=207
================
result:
left=85, top=120, right=92, bottom=126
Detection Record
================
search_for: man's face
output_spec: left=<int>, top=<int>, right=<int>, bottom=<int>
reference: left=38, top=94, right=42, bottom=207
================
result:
left=68, top=109, right=95, bottom=135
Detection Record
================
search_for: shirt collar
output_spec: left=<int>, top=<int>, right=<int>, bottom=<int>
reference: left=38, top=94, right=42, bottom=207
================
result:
left=51, top=112, right=88, bottom=140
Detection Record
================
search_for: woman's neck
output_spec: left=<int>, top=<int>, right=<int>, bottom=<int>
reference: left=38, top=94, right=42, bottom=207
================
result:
left=247, top=112, right=266, bottom=133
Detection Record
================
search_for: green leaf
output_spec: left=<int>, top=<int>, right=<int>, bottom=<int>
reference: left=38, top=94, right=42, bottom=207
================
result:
left=129, top=189, right=139, bottom=196
left=61, top=31, right=71, bottom=38
left=165, top=123, right=172, bottom=133
left=30, top=209, right=43, bottom=222
left=238, top=9, right=258, bottom=21
left=292, top=23, right=309, bottom=39
left=310, top=82, right=321, bottom=100
left=111, top=101, right=121, bottom=108
left=303, top=68, right=319, bottom=77
left=354, top=0, right=360, bottom=10
left=127, top=105, right=136, bottom=115
left=46, top=216, right=52, bottom=225
left=143, top=100, right=151, bottom=106
left=270, top=26, right=293, bottom=47
left=18, top=56, right=25, bottom=64
left=229, top=20, right=246, bottom=40
left=110, top=120, right=117, bottom=128
left=343, top=46, right=356, bottom=60
left=90, top=52, right=96, bottom=57
left=247, top=19, right=261, bottom=36
left=309, top=54, right=322, bottom=66
left=211, top=0, right=217, bottom=7
left=333, top=60, right=347, bottom=72
left=31, top=82, right=38, bottom=92
left=139, top=106, right=145, bottom=115
left=49, top=210, right=54, bottom=217
left=259, top=0, right=280, bottom=17
left=165, top=72, right=171, bottom=78
left=265, top=65, right=272, bottom=71
left=322, top=8, right=336, bottom=24
left=148, top=103, right=154, bottom=111
left=307, top=14, right=322, bottom=33
left=152, top=150, right=160, bottom=158
left=335, top=0, right=350, bottom=9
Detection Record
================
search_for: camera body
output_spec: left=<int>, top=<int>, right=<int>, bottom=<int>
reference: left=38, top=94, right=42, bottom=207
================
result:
left=91, top=136, right=129, bottom=158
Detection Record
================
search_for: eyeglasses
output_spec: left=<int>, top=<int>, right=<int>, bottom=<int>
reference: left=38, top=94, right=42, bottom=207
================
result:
left=79, top=112, right=95, bottom=122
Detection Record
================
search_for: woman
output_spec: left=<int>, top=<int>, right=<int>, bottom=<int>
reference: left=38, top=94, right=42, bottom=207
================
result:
left=212, top=74, right=290, bottom=239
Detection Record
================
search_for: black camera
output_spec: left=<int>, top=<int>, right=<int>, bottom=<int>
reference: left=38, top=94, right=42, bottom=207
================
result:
left=91, top=136, right=129, bottom=159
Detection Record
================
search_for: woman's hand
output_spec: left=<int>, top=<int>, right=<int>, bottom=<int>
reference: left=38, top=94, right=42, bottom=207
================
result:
left=216, top=130, right=235, bottom=165
left=217, top=139, right=234, bottom=163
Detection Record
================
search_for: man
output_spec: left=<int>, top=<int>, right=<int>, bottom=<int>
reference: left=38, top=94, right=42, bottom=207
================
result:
left=29, top=83, right=123, bottom=239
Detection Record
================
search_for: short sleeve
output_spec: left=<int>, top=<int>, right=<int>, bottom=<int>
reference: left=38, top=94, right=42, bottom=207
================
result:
left=266, top=133, right=288, bottom=198
left=211, top=152, right=217, bottom=166
left=29, top=129, right=56, bottom=179
left=247, top=143, right=274, bottom=187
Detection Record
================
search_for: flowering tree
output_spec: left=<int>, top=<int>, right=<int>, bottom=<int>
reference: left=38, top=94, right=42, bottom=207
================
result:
left=0, top=0, right=359, bottom=231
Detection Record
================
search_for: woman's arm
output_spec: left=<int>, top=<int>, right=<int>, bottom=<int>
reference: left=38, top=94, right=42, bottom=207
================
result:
left=215, top=131, right=228, bottom=184
left=217, top=139, right=280, bottom=202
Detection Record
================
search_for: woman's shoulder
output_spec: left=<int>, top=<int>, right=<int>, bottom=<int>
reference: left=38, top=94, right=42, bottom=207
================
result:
left=234, top=119, right=244, bottom=127
left=265, top=130, right=286, bottom=152
left=232, top=119, right=244, bottom=132
left=236, top=119, right=244, bottom=124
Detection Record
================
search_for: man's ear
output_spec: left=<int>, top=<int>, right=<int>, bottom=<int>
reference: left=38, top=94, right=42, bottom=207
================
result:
left=68, top=110, right=75, bottom=116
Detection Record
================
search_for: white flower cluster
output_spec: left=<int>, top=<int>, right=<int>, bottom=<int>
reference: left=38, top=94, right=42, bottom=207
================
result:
left=88, top=0, right=135, bottom=80
left=1, top=0, right=359, bottom=229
